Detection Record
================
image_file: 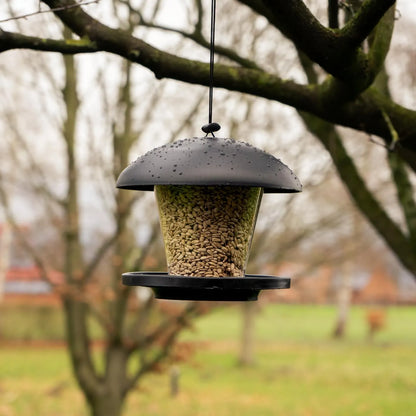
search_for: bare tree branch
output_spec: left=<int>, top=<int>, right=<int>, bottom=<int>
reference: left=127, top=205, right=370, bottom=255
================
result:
left=120, top=0, right=260, bottom=70
left=296, top=47, right=416, bottom=275
left=0, top=0, right=99, bottom=23
left=340, top=0, right=395, bottom=48
left=0, top=0, right=412, bottom=162
left=33, top=0, right=416, bottom=166
left=125, top=302, right=201, bottom=393
left=0, top=29, right=97, bottom=53
left=0, top=172, right=52, bottom=285
left=387, top=152, right=416, bottom=249
left=4, top=109, right=65, bottom=206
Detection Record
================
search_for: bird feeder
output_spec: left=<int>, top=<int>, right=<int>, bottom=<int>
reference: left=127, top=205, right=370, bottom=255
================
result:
left=117, top=0, right=301, bottom=301
left=117, top=136, right=301, bottom=301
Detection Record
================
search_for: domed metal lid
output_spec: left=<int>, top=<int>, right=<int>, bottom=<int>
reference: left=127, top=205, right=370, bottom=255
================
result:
left=116, top=137, right=302, bottom=193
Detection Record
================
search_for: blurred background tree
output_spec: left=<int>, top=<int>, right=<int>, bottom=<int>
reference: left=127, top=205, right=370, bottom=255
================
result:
left=0, top=3, right=205, bottom=415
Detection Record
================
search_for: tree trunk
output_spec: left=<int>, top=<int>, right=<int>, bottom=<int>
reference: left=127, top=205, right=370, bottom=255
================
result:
left=332, top=267, right=352, bottom=338
left=0, top=223, right=11, bottom=302
left=332, top=213, right=356, bottom=339
left=239, top=302, right=257, bottom=366
left=86, top=345, right=129, bottom=416
left=89, top=393, right=125, bottom=416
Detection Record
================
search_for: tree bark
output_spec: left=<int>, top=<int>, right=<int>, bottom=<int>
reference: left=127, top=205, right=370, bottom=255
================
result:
left=61, top=27, right=105, bottom=412
left=89, top=394, right=125, bottom=416
left=239, top=302, right=257, bottom=366
left=0, top=223, right=11, bottom=302
left=332, top=264, right=352, bottom=339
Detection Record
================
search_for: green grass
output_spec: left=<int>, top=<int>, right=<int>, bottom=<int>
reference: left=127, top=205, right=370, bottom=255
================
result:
left=0, top=304, right=104, bottom=341
left=0, top=305, right=66, bottom=341
left=0, top=304, right=415, bottom=415
left=181, top=304, right=416, bottom=344
left=157, top=343, right=416, bottom=416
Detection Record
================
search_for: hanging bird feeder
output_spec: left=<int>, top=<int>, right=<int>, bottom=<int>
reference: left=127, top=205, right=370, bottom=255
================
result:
left=117, top=137, right=301, bottom=301
left=116, top=0, right=302, bottom=301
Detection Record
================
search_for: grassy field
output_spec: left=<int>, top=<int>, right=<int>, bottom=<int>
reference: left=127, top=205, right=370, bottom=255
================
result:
left=0, top=304, right=415, bottom=415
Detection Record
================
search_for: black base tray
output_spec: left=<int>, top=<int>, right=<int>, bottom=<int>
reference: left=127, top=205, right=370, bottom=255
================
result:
left=122, top=272, right=290, bottom=301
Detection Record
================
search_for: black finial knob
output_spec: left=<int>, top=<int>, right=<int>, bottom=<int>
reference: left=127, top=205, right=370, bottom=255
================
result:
left=202, top=122, right=221, bottom=134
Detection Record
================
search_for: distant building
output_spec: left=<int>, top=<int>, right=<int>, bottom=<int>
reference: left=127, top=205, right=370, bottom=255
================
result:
left=3, top=266, right=63, bottom=305
left=260, top=262, right=416, bottom=305
left=352, top=269, right=400, bottom=304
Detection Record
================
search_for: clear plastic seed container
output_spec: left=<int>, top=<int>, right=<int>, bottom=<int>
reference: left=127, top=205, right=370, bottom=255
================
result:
left=155, top=185, right=263, bottom=277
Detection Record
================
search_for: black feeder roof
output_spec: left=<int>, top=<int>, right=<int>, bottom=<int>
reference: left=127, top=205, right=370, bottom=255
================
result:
left=116, top=137, right=302, bottom=193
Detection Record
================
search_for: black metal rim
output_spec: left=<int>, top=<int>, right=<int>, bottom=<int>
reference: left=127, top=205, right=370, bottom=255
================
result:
left=122, top=272, right=290, bottom=301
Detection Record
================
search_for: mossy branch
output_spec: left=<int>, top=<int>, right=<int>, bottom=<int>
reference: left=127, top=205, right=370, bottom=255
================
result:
left=0, top=30, right=97, bottom=53
left=387, top=152, right=416, bottom=249
left=367, top=5, right=396, bottom=79
left=300, top=112, right=416, bottom=275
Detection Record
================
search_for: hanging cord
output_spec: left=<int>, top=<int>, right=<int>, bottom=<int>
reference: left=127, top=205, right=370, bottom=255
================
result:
left=202, top=0, right=221, bottom=137
left=208, top=0, right=216, bottom=124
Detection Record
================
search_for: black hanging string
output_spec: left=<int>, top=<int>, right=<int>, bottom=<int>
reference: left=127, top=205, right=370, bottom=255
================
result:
left=208, top=0, right=216, bottom=124
left=202, top=0, right=221, bottom=137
